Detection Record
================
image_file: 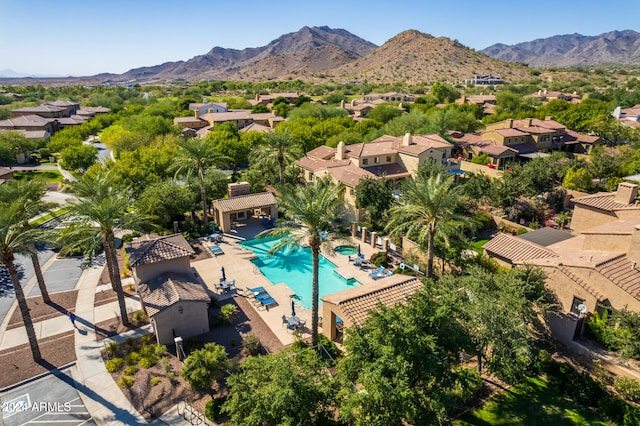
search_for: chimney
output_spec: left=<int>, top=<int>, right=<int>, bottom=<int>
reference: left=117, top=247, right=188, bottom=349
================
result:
left=545, top=116, right=552, bottom=121
left=525, top=118, right=532, bottom=127
left=507, top=119, right=513, bottom=128
left=403, top=133, right=413, bottom=146
left=255, top=94, right=260, bottom=101
left=613, top=106, right=622, bottom=119
left=538, top=90, right=542, bottom=96
left=194, top=110, right=200, bottom=119
left=351, top=99, right=356, bottom=107
left=543, top=88, right=548, bottom=95
left=614, top=182, right=638, bottom=205
left=340, top=100, right=345, bottom=109
left=335, top=141, right=346, bottom=161
left=203, top=98, right=208, bottom=103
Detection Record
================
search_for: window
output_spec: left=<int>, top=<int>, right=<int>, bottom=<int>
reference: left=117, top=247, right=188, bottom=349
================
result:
left=374, top=157, right=380, bottom=164
left=570, top=297, right=586, bottom=315
left=363, top=158, right=369, bottom=165
left=386, top=155, right=392, bottom=162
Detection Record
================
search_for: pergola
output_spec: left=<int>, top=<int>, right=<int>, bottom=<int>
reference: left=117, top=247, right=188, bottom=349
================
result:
left=212, top=192, right=277, bottom=233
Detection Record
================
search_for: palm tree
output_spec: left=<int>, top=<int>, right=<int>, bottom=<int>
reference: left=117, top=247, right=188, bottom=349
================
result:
left=0, top=178, right=54, bottom=303
left=170, top=138, right=229, bottom=230
left=251, top=129, right=301, bottom=189
left=259, top=178, right=345, bottom=347
left=385, top=171, right=473, bottom=278
left=63, top=171, right=149, bottom=326
left=0, top=202, right=42, bottom=361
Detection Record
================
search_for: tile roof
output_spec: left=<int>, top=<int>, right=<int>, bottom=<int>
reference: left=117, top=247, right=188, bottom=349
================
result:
left=294, top=156, right=349, bottom=172
left=563, top=129, right=601, bottom=144
left=321, top=274, right=423, bottom=326
left=240, top=122, right=273, bottom=133
left=0, top=114, right=55, bottom=128
left=138, top=272, right=210, bottom=317
left=493, top=128, right=530, bottom=137
left=213, top=192, right=276, bottom=213
left=203, top=110, right=252, bottom=122
left=127, top=234, right=194, bottom=267
left=573, top=193, right=640, bottom=212
left=483, top=233, right=558, bottom=263
left=307, top=145, right=336, bottom=160
left=348, top=134, right=452, bottom=158
left=11, top=105, right=66, bottom=114
left=174, top=116, right=206, bottom=123
left=325, top=163, right=376, bottom=188
left=595, top=255, right=640, bottom=299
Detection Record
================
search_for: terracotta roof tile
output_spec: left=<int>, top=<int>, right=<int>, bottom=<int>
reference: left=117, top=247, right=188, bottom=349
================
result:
left=127, top=234, right=194, bottom=267
left=595, top=256, right=640, bottom=299
left=213, top=192, right=276, bottom=213
left=307, top=145, right=336, bottom=160
left=483, top=233, right=558, bottom=263
left=139, top=272, right=210, bottom=317
left=573, top=193, right=640, bottom=212
left=321, top=275, right=423, bottom=326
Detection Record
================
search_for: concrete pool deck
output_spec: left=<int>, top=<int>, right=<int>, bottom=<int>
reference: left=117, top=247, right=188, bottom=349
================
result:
left=191, top=220, right=385, bottom=347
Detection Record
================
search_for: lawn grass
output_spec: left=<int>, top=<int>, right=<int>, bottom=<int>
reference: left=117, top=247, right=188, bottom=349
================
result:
left=455, top=377, right=613, bottom=426
left=470, top=239, right=490, bottom=255
left=30, top=206, right=70, bottom=226
left=13, top=170, right=64, bottom=183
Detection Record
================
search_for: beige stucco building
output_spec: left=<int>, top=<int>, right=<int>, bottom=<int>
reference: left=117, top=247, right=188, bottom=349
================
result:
left=483, top=182, right=640, bottom=344
left=126, top=234, right=211, bottom=345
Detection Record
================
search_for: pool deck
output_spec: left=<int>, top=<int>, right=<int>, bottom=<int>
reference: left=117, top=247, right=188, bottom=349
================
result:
left=191, top=220, right=386, bottom=347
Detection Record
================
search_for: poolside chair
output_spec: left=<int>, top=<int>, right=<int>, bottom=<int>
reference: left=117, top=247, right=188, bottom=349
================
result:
left=281, top=315, right=288, bottom=327
left=257, top=296, right=278, bottom=310
left=368, top=266, right=385, bottom=279
left=319, top=231, right=329, bottom=240
left=297, top=319, right=307, bottom=330
left=375, top=270, right=393, bottom=280
left=262, top=217, right=273, bottom=229
left=209, top=244, right=224, bottom=255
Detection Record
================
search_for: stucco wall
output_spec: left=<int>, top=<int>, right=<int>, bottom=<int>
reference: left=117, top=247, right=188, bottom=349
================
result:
left=152, top=301, right=210, bottom=345
left=582, top=233, right=632, bottom=252
left=459, top=161, right=504, bottom=179
left=569, top=205, right=617, bottom=234
left=134, top=257, right=192, bottom=285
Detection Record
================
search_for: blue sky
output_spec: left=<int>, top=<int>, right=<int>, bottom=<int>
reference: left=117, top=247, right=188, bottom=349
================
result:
left=0, top=0, right=637, bottom=77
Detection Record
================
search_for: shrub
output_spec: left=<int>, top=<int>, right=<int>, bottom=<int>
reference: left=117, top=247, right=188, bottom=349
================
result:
left=220, top=304, right=238, bottom=325
left=451, top=367, right=483, bottom=403
left=106, top=342, right=119, bottom=357
left=139, top=357, right=156, bottom=369
left=586, top=311, right=624, bottom=351
left=615, top=377, right=640, bottom=402
left=516, top=227, right=528, bottom=235
left=166, top=371, right=175, bottom=380
left=124, top=366, right=139, bottom=375
left=154, top=344, right=167, bottom=358
left=318, top=334, right=342, bottom=360
left=472, top=212, right=493, bottom=230
left=370, top=251, right=390, bottom=267
left=242, top=334, right=262, bottom=356
left=290, top=339, right=309, bottom=352
left=205, top=397, right=227, bottom=422
left=125, top=352, right=140, bottom=366
left=105, top=358, right=124, bottom=373
left=118, top=376, right=135, bottom=388
left=124, top=337, right=135, bottom=348
left=150, top=377, right=162, bottom=387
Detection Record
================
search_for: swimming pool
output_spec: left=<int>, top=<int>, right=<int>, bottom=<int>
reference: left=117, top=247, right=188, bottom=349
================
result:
left=239, top=237, right=360, bottom=309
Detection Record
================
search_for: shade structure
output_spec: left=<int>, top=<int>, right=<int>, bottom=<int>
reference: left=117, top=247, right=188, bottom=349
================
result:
left=221, top=266, right=226, bottom=282
left=291, top=299, right=296, bottom=317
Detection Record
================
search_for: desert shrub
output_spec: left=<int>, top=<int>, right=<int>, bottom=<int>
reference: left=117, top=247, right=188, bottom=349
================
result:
left=370, top=251, right=390, bottom=267
left=132, top=310, right=147, bottom=323
left=118, top=376, right=135, bottom=388
left=221, top=304, right=238, bottom=324
left=242, top=334, right=262, bottom=356
left=516, top=227, right=528, bottom=235
left=166, top=371, right=175, bottom=379
left=205, top=396, right=227, bottom=422
left=124, top=337, right=135, bottom=348
left=472, top=212, right=493, bottom=230
left=105, top=358, right=124, bottom=373
left=139, top=357, right=156, bottom=369
left=150, top=377, right=162, bottom=387
left=615, top=377, right=640, bottom=403
left=125, top=352, right=140, bottom=366
left=124, top=366, right=139, bottom=375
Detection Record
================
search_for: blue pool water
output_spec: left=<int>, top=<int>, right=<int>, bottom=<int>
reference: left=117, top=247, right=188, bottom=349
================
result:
left=239, top=237, right=360, bottom=309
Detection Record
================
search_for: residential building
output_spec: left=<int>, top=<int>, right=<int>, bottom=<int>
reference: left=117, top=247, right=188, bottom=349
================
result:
left=212, top=182, right=278, bottom=233
left=295, top=133, right=454, bottom=221
left=362, top=92, right=417, bottom=103
left=188, top=101, right=229, bottom=115
left=251, top=92, right=301, bottom=107
left=463, top=75, right=505, bottom=85
left=126, top=234, right=211, bottom=345
left=0, top=115, right=58, bottom=134
left=613, top=104, right=640, bottom=129
left=526, top=89, right=582, bottom=104
left=483, top=182, right=640, bottom=344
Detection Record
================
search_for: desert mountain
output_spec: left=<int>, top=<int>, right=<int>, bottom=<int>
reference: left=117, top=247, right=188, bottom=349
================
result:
left=117, top=26, right=377, bottom=81
left=481, top=30, right=640, bottom=67
left=329, top=30, right=530, bottom=84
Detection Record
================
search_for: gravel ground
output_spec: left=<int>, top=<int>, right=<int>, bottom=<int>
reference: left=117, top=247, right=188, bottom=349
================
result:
left=7, top=290, right=78, bottom=329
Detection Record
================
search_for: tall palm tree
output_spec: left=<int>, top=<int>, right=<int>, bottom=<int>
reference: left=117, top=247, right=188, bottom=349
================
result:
left=63, top=171, right=149, bottom=326
left=259, top=178, right=345, bottom=347
left=0, top=178, right=54, bottom=303
left=386, top=171, right=473, bottom=278
left=0, top=202, right=42, bottom=361
left=251, top=129, right=301, bottom=189
left=170, top=138, right=229, bottom=230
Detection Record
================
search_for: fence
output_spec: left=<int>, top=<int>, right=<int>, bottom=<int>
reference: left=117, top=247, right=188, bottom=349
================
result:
left=177, top=401, right=209, bottom=425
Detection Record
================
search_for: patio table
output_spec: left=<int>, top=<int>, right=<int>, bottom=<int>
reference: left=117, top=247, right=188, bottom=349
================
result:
left=287, top=316, right=301, bottom=327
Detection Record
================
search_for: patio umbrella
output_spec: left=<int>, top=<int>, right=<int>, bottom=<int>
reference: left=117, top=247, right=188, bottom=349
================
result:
left=221, top=266, right=226, bottom=282
left=291, top=300, right=296, bottom=317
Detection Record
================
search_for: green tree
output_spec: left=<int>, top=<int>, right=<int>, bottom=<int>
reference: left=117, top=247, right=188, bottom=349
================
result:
left=386, top=168, right=472, bottom=277
left=563, top=167, right=592, bottom=191
left=366, top=104, right=403, bottom=124
left=60, top=144, right=98, bottom=172
left=62, top=170, right=149, bottom=326
left=135, top=180, right=193, bottom=229
left=355, top=176, right=394, bottom=230
left=0, top=178, right=53, bottom=303
left=260, top=178, right=346, bottom=347
left=251, top=129, right=301, bottom=189
left=0, top=131, right=33, bottom=164
left=223, top=348, right=337, bottom=425
left=170, top=138, right=229, bottom=230
left=0, top=201, right=42, bottom=361
left=431, top=81, right=460, bottom=104
left=181, top=343, right=230, bottom=393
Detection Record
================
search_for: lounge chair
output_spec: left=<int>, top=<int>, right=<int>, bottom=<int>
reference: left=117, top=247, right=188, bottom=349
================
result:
left=319, top=231, right=328, bottom=240
left=257, top=296, right=278, bottom=310
left=368, top=266, right=385, bottom=279
left=208, top=244, right=224, bottom=255
left=374, top=270, right=393, bottom=280
left=262, top=218, right=273, bottom=229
